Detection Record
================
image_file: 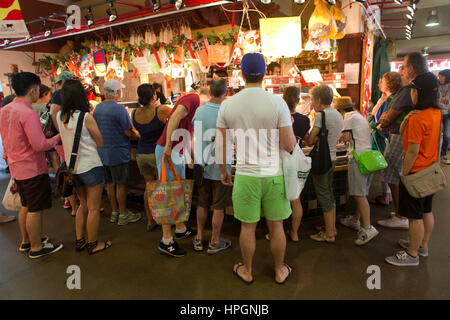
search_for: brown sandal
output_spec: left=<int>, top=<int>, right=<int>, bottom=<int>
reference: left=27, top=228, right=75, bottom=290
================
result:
left=87, top=240, right=112, bottom=255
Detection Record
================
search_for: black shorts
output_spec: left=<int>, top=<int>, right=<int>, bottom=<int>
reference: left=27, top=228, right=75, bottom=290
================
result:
left=399, top=180, right=433, bottom=220
left=15, top=174, right=52, bottom=212
left=104, top=162, right=133, bottom=185
left=197, top=179, right=232, bottom=210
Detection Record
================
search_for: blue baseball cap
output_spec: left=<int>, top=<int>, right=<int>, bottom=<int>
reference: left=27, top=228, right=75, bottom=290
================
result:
left=241, top=53, right=266, bottom=77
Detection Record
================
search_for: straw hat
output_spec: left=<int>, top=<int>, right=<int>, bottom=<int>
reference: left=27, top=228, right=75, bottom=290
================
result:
left=334, top=96, right=355, bottom=110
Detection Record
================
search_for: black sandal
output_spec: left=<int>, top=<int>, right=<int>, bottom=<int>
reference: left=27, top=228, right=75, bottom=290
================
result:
left=87, top=240, right=112, bottom=255
left=75, top=237, right=87, bottom=252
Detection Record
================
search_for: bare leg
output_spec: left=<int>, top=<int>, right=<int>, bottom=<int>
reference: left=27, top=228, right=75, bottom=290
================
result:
left=389, top=183, right=404, bottom=219
left=106, top=183, right=118, bottom=213
left=288, top=198, right=302, bottom=242
left=211, top=209, right=225, bottom=244
left=75, top=186, right=88, bottom=241
left=27, top=211, right=43, bottom=252
left=235, top=222, right=257, bottom=283
left=266, top=220, right=290, bottom=283
left=162, top=224, right=173, bottom=240
left=116, top=184, right=127, bottom=216
left=324, top=206, right=336, bottom=238
left=86, top=184, right=109, bottom=252
left=407, top=219, right=424, bottom=257
left=68, top=194, right=77, bottom=216
left=354, top=196, right=370, bottom=229
left=195, top=206, right=208, bottom=242
left=421, top=212, right=434, bottom=249
left=18, top=206, right=29, bottom=244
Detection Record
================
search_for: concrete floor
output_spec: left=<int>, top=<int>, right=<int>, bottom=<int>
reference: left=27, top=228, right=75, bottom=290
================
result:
left=1, top=142, right=450, bottom=299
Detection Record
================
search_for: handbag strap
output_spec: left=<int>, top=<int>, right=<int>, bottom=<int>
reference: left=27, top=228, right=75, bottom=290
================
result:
left=68, top=112, right=86, bottom=172
left=160, top=155, right=181, bottom=182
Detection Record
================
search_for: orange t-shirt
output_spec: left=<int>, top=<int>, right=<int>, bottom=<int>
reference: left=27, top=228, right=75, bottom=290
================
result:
left=403, top=108, right=442, bottom=173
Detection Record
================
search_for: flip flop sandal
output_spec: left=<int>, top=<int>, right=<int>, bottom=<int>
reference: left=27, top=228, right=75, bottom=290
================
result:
left=276, top=263, right=293, bottom=285
left=265, top=233, right=271, bottom=241
left=87, top=240, right=112, bottom=255
left=310, top=231, right=335, bottom=243
left=75, top=237, right=87, bottom=252
left=233, top=262, right=254, bottom=285
left=314, top=226, right=338, bottom=237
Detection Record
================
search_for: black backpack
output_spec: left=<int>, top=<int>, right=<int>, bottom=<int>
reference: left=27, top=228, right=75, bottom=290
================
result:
left=309, top=111, right=332, bottom=174
left=39, top=103, right=52, bottom=135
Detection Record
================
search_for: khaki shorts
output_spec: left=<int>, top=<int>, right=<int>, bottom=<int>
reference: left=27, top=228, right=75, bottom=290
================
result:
left=198, top=179, right=233, bottom=210
left=136, top=153, right=158, bottom=178
left=311, top=162, right=336, bottom=212
left=348, top=159, right=372, bottom=197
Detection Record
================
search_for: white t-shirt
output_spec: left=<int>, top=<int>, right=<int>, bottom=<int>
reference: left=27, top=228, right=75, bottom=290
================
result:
left=314, top=108, right=344, bottom=161
left=216, top=87, right=292, bottom=177
left=57, top=110, right=103, bottom=174
left=342, top=111, right=372, bottom=157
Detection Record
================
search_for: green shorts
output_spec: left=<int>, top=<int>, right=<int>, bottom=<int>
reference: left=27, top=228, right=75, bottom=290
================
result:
left=136, top=153, right=158, bottom=178
left=232, top=175, right=291, bottom=223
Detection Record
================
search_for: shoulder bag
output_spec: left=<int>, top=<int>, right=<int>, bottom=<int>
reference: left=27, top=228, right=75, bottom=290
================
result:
left=309, top=111, right=332, bottom=174
left=350, top=130, right=388, bottom=175
left=55, top=112, right=86, bottom=197
left=400, top=118, right=447, bottom=198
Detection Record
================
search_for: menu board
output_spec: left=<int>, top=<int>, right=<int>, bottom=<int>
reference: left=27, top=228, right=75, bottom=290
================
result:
left=260, top=17, right=302, bottom=59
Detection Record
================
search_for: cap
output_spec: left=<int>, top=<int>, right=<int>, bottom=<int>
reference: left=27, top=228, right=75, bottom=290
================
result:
left=104, top=79, right=125, bottom=92
left=241, top=53, right=266, bottom=77
left=56, top=71, right=73, bottom=83
left=334, top=96, right=355, bottom=110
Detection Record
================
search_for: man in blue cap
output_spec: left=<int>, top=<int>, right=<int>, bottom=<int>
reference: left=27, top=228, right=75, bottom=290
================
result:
left=216, top=53, right=297, bottom=284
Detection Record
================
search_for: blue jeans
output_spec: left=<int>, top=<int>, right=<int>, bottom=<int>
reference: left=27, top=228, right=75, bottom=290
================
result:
left=442, top=113, right=450, bottom=156
left=155, top=145, right=185, bottom=180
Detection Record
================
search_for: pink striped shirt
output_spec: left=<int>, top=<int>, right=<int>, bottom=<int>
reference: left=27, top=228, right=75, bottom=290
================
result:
left=0, top=97, right=61, bottom=180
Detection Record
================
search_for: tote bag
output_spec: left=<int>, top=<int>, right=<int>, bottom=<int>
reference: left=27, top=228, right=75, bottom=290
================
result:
left=309, top=111, right=332, bottom=174
left=282, top=143, right=312, bottom=200
left=2, top=178, right=21, bottom=212
left=146, top=156, right=194, bottom=225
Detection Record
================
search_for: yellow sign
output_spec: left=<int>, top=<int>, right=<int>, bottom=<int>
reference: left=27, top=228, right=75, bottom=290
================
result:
left=260, top=17, right=302, bottom=59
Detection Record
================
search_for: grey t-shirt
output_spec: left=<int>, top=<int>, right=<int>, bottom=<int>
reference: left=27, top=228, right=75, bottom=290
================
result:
left=314, top=108, right=344, bottom=161
left=389, top=86, right=413, bottom=134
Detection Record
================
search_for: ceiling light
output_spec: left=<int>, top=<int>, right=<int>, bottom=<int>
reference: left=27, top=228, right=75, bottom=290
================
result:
left=259, top=0, right=271, bottom=4
left=107, top=1, right=118, bottom=22
left=85, top=7, right=94, bottom=27
left=394, top=0, right=402, bottom=4
left=295, top=0, right=307, bottom=3
left=422, top=46, right=429, bottom=56
left=425, top=10, right=440, bottom=27
left=152, top=0, right=161, bottom=11
left=65, top=13, right=74, bottom=31
left=41, top=19, right=52, bottom=37
left=26, top=34, right=33, bottom=41
left=3, top=39, right=11, bottom=45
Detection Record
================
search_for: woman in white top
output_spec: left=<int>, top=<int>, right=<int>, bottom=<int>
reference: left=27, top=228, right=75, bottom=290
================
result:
left=56, top=80, right=111, bottom=255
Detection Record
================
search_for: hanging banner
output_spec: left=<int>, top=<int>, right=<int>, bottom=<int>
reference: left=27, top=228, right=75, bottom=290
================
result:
left=260, top=17, right=302, bottom=59
left=0, top=0, right=29, bottom=38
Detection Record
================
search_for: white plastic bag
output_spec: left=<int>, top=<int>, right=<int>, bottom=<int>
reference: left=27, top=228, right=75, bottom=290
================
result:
left=281, top=144, right=312, bottom=200
left=2, top=178, right=22, bottom=212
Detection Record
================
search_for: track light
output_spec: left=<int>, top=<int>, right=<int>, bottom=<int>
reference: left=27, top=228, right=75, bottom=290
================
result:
left=152, top=0, right=161, bottom=11
left=394, top=0, right=402, bottom=4
left=294, top=0, right=306, bottom=4
left=107, top=1, right=118, bottom=22
left=175, top=0, right=184, bottom=10
left=425, top=10, right=439, bottom=27
left=26, top=34, right=33, bottom=41
left=259, top=0, right=272, bottom=4
left=3, top=39, right=11, bottom=45
left=85, top=7, right=95, bottom=27
left=41, top=19, right=52, bottom=37
left=65, top=13, right=74, bottom=31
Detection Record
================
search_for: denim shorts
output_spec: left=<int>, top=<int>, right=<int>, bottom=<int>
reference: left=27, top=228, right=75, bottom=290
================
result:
left=73, top=166, right=105, bottom=188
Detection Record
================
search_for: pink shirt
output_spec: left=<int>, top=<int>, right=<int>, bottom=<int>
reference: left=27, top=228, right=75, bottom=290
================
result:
left=0, top=97, right=61, bottom=180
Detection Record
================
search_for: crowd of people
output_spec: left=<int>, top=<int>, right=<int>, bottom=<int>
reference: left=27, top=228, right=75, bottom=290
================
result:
left=0, top=52, right=449, bottom=283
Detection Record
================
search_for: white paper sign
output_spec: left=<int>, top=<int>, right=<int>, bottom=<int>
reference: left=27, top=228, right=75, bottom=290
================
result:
left=260, top=17, right=302, bottom=58
left=301, top=69, right=323, bottom=83
left=132, top=57, right=154, bottom=75
left=344, top=63, right=360, bottom=85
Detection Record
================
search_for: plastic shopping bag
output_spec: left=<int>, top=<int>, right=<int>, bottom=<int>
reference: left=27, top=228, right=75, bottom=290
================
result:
left=2, top=178, right=22, bottom=211
left=281, top=144, right=312, bottom=201
left=146, top=157, right=194, bottom=225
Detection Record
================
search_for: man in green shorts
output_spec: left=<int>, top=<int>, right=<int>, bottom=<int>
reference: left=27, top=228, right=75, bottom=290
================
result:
left=216, top=53, right=297, bottom=285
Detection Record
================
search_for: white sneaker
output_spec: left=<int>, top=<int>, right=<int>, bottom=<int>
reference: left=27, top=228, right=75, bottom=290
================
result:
left=339, top=215, right=361, bottom=231
left=110, top=211, right=119, bottom=223
left=441, top=156, right=450, bottom=165
left=355, top=226, right=379, bottom=246
left=398, top=239, right=429, bottom=257
left=377, top=215, right=409, bottom=230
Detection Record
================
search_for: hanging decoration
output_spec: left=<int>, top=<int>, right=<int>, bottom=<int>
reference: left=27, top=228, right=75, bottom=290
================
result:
left=330, top=4, right=347, bottom=39
left=308, top=0, right=334, bottom=39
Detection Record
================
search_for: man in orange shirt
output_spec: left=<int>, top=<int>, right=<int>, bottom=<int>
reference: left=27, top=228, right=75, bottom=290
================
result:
left=385, top=72, right=442, bottom=267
